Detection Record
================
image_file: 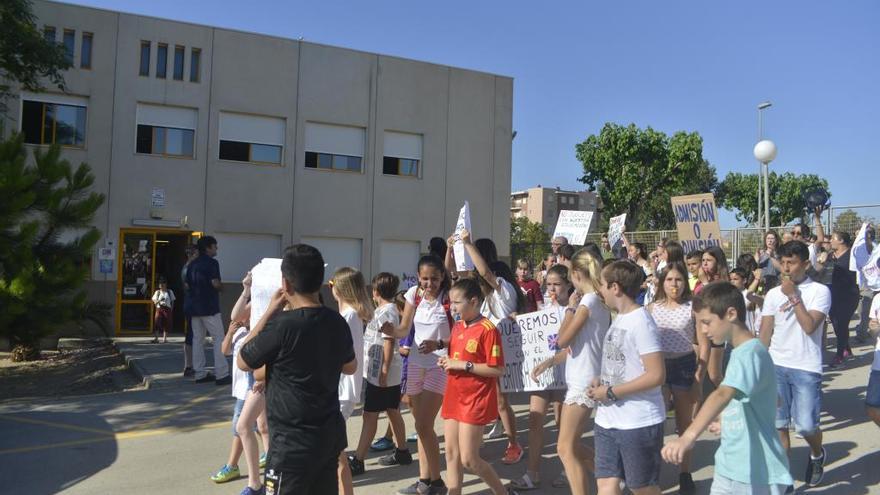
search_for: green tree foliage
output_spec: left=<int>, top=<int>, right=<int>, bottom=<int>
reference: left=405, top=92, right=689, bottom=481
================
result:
left=511, top=216, right=550, bottom=245
left=832, top=209, right=865, bottom=235
left=575, top=123, right=718, bottom=231
left=715, top=171, right=830, bottom=226
left=0, top=134, right=105, bottom=359
left=0, top=0, right=71, bottom=114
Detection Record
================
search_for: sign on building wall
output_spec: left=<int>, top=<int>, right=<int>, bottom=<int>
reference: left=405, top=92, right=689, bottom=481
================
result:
left=150, top=188, right=165, bottom=208
left=552, top=210, right=593, bottom=245
left=608, top=213, right=627, bottom=249
left=498, top=307, right=566, bottom=393
left=453, top=201, right=475, bottom=271
left=671, top=193, right=722, bottom=253
left=98, top=247, right=114, bottom=274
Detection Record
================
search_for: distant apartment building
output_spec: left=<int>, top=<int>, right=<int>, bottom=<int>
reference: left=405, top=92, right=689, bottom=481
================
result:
left=510, top=186, right=599, bottom=234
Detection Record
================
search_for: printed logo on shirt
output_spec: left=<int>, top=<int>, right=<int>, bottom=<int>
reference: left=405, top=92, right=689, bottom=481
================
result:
left=491, top=344, right=501, bottom=358
left=453, top=352, right=460, bottom=360
left=466, top=339, right=478, bottom=353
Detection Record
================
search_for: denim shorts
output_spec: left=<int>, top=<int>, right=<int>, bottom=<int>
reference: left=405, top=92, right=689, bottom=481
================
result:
left=710, top=474, right=789, bottom=495
left=775, top=365, right=821, bottom=435
left=594, top=422, right=663, bottom=489
left=866, top=370, right=880, bottom=408
left=231, top=398, right=257, bottom=436
left=665, top=353, right=697, bottom=391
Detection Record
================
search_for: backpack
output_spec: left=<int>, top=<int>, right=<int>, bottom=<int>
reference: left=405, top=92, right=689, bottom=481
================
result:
left=413, top=289, right=455, bottom=330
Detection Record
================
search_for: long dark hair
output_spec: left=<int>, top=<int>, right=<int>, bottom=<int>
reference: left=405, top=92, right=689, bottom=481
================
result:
left=653, top=262, right=692, bottom=304
left=664, top=240, right=685, bottom=265
left=476, top=260, right=526, bottom=316
left=417, top=254, right=451, bottom=294
left=704, top=246, right=730, bottom=281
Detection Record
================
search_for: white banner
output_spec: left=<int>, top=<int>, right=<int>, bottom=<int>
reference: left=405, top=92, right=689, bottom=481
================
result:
left=453, top=201, right=475, bottom=271
left=852, top=222, right=880, bottom=291
left=552, top=210, right=594, bottom=246
left=608, top=213, right=627, bottom=249
left=249, top=258, right=282, bottom=330
left=499, top=307, right=566, bottom=393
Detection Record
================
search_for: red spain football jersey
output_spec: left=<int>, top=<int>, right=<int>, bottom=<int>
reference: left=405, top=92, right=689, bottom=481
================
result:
left=441, top=317, right=504, bottom=425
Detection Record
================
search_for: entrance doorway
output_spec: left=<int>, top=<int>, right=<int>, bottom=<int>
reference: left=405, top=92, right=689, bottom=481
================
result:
left=117, top=228, right=193, bottom=335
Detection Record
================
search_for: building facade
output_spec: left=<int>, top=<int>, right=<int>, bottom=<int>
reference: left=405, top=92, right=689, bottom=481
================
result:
left=510, top=186, right=598, bottom=235
left=3, top=0, right=513, bottom=335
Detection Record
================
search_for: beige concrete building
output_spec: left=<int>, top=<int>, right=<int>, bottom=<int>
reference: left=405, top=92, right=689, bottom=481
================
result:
left=3, top=0, right=513, bottom=335
left=510, top=186, right=598, bottom=234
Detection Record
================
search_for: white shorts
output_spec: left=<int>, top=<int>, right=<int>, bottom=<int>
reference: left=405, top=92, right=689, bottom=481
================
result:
left=340, top=400, right=356, bottom=421
left=564, top=385, right=597, bottom=408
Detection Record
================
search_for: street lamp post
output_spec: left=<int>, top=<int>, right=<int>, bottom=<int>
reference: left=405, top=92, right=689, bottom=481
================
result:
left=756, top=101, right=772, bottom=229
left=754, top=139, right=777, bottom=232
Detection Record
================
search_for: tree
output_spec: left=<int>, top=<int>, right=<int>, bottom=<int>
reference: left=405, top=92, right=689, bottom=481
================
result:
left=0, top=134, right=105, bottom=360
left=0, top=0, right=71, bottom=114
left=575, top=123, right=718, bottom=231
left=715, top=171, right=830, bottom=227
left=510, top=216, right=550, bottom=245
left=832, top=209, right=865, bottom=235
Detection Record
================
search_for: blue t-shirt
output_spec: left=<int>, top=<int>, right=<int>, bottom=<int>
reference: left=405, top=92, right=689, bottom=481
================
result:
left=716, top=338, right=792, bottom=486
left=186, top=255, right=221, bottom=316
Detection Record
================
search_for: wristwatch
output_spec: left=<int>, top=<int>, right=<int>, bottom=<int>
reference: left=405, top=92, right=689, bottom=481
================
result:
left=607, top=386, right=619, bottom=402
left=465, top=361, right=474, bottom=373
left=436, top=339, right=445, bottom=350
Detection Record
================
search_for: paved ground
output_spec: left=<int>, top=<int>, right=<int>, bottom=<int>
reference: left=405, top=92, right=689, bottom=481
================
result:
left=1, top=335, right=879, bottom=494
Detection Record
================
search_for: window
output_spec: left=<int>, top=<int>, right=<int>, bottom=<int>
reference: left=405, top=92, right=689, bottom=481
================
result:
left=139, top=41, right=150, bottom=76
left=156, top=43, right=167, bottom=78
left=382, top=131, right=422, bottom=178
left=81, top=32, right=93, bottom=69
left=21, top=99, right=87, bottom=147
left=44, top=26, right=56, bottom=43
left=304, top=122, right=364, bottom=173
left=173, top=45, right=184, bottom=80
left=135, top=103, right=197, bottom=158
left=219, top=112, right=285, bottom=165
left=189, top=48, right=201, bottom=82
left=63, top=30, right=75, bottom=64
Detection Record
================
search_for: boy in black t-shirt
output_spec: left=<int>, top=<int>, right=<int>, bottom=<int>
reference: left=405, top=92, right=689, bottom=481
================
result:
left=238, top=244, right=357, bottom=495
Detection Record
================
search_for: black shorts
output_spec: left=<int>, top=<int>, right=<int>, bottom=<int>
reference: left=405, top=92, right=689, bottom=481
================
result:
left=664, top=353, right=697, bottom=391
left=265, top=456, right=338, bottom=495
left=363, top=382, right=401, bottom=413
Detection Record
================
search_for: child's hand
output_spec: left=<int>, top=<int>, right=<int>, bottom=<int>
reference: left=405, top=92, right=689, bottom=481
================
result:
left=399, top=346, right=410, bottom=357
left=460, top=229, right=472, bottom=245
left=752, top=268, right=763, bottom=282
left=661, top=437, right=694, bottom=465
left=530, top=359, right=551, bottom=383
left=252, top=381, right=265, bottom=394
left=268, top=288, right=286, bottom=313
left=380, top=321, right=395, bottom=336
left=437, top=356, right=449, bottom=370
left=242, top=271, right=252, bottom=288
left=418, top=340, right=439, bottom=354
left=447, top=235, right=456, bottom=248
left=708, top=419, right=721, bottom=435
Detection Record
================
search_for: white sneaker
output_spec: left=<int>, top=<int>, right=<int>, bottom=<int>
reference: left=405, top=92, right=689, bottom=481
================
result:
left=487, top=420, right=505, bottom=439
left=397, top=481, right=430, bottom=495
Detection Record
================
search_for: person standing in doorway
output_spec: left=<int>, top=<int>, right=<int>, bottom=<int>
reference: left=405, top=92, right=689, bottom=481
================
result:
left=187, top=236, right=229, bottom=385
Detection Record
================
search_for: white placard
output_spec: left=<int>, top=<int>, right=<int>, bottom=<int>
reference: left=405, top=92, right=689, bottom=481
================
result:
left=608, top=213, right=627, bottom=249
left=552, top=210, right=594, bottom=245
left=498, top=307, right=566, bottom=393
left=151, top=188, right=165, bottom=208
left=453, top=201, right=474, bottom=271
left=852, top=222, right=880, bottom=291
left=249, top=258, right=283, bottom=330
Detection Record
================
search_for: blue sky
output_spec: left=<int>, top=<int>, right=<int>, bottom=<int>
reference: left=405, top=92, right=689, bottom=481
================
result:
left=66, top=0, right=879, bottom=227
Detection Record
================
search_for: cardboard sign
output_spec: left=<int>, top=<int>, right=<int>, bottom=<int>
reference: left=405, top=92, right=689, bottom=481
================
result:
left=249, top=258, right=283, bottom=330
left=552, top=210, right=593, bottom=245
left=498, top=307, right=566, bottom=393
left=453, top=201, right=475, bottom=271
left=608, top=213, right=627, bottom=250
left=671, top=193, right=722, bottom=253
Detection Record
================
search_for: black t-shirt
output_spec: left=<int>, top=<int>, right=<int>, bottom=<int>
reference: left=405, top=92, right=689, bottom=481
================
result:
left=240, top=306, right=355, bottom=470
left=831, top=249, right=859, bottom=304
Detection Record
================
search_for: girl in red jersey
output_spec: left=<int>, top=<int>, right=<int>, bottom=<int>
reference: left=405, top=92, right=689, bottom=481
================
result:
left=438, top=278, right=518, bottom=495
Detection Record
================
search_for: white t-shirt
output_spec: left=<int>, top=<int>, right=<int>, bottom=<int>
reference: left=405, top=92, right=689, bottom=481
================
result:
left=151, top=289, right=175, bottom=308
left=481, top=277, right=518, bottom=325
left=565, top=293, right=611, bottom=390
left=761, top=278, right=831, bottom=375
left=231, top=327, right=252, bottom=400
left=870, top=294, right=880, bottom=372
left=364, top=303, right=403, bottom=387
left=595, top=307, right=665, bottom=430
left=339, top=307, right=364, bottom=404
left=404, top=286, right=450, bottom=368
left=742, top=290, right=760, bottom=336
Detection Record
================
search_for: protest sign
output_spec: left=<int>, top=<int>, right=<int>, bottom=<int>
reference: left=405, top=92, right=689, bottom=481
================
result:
left=608, top=213, right=627, bottom=249
left=852, top=222, right=880, bottom=291
left=552, top=210, right=594, bottom=245
left=249, top=258, right=282, bottom=330
left=498, top=307, right=566, bottom=393
left=453, top=201, right=475, bottom=271
left=671, top=193, right=722, bottom=253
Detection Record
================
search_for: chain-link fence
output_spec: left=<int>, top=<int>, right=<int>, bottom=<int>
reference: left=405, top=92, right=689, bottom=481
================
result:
left=828, top=205, right=880, bottom=236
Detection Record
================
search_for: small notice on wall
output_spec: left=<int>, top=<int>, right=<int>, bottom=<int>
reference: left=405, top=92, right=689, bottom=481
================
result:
left=151, top=187, right=165, bottom=208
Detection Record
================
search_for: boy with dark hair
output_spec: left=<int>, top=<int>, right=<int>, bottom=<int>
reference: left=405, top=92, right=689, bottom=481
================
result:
left=663, top=282, right=793, bottom=494
left=557, top=244, right=576, bottom=269
left=187, top=235, right=228, bottom=384
left=238, top=244, right=358, bottom=495
left=588, top=261, right=666, bottom=495
left=759, top=240, right=830, bottom=487
left=686, top=250, right=703, bottom=291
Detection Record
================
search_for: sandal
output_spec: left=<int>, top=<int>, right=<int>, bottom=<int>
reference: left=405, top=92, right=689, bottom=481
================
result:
left=508, top=473, right=540, bottom=491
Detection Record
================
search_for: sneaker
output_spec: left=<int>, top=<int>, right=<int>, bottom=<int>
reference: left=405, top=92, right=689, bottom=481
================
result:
left=805, top=447, right=826, bottom=486
left=679, top=472, right=696, bottom=495
left=407, top=432, right=418, bottom=443
left=370, top=436, right=395, bottom=452
left=397, top=480, right=430, bottom=494
left=427, top=482, right=448, bottom=495
left=215, top=375, right=232, bottom=386
left=195, top=374, right=216, bottom=384
left=379, top=449, right=413, bottom=466
left=502, top=443, right=524, bottom=465
left=785, top=486, right=795, bottom=494
left=843, top=348, right=854, bottom=360
left=182, top=367, right=194, bottom=377
left=828, top=356, right=845, bottom=369
left=347, top=455, right=365, bottom=476
left=240, top=486, right=264, bottom=495
left=259, top=452, right=267, bottom=469
left=487, top=420, right=505, bottom=439
left=210, top=464, right=240, bottom=483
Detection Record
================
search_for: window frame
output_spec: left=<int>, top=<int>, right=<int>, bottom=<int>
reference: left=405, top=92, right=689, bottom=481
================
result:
left=80, top=32, right=93, bottom=69
left=21, top=99, right=88, bottom=149
left=44, top=26, right=56, bottom=42
left=139, top=41, right=151, bottom=77
left=135, top=124, right=196, bottom=159
left=382, top=156, right=420, bottom=179
left=189, top=48, right=201, bottom=82
left=304, top=151, right=363, bottom=174
left=62, top=29, right=76, bottom=64
left=156, top=43, right=168, bottom=79
left=219, top=140, right=283, bottom=166
left=172, top=45, right=185, bottom=81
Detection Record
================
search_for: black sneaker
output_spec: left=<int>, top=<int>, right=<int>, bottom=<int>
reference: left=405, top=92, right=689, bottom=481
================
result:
left=215, top=375, right=232, bottom=386
left=195, top=374, right=215, bottom=383
left=182, top=367, right=194, bottom=377
left=347, top=454, right=365, bottom=476
left=427, top=482, right=447, bottom=495
left=379, top=449, right=413, bottom=466
left=805, top=447, right=826, bottom=486
left=679, top=472, right=696, bottom=495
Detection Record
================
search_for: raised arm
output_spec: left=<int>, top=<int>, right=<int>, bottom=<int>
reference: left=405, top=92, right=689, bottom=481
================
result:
left=813, top=207, right=826, bottom=245
left=461, top=229, right=499, bottom=289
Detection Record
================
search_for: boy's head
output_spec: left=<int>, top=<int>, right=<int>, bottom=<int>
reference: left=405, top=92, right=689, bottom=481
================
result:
left=371, top=272, right=400, bottom=301
left=777, top=240, right=812, bottom=283
left=729, top=268, right=747, bottom=290
left=281, top=244, right=324, bottom=295
left=197, top=236, right=218, bottom=256
left=516, top=258, right=532, bottom=281
left=686, top=250, right=703, bottom=276
left=600, top=260, right=644, bottom=308
left=558, top=244, right=576, bottom=263
left=692, top=282, right=747, bottom=345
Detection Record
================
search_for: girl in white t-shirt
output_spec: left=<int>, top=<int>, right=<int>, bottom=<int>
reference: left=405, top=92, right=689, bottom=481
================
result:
left=331, top=267, right=374, bottom=495
left=380, top=255, right=453, bottom=494
left=554, top=249, right=611, bottom=495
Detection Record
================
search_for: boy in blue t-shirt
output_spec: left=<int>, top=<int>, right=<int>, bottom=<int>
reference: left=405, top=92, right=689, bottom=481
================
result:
left=662, top=282, right=793, bottom=495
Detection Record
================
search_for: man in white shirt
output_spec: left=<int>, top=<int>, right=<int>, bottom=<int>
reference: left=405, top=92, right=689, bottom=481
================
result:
left=759, top=240, right=831, bottom=488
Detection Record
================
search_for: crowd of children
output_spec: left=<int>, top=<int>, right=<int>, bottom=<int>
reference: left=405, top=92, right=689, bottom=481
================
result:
left=185, top=216, right=880, bottom=495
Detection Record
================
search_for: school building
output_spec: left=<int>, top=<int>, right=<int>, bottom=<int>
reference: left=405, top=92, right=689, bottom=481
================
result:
left=2, top=0, right=513, bottom=335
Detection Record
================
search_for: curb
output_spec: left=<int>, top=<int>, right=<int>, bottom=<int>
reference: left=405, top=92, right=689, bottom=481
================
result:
left=112, top=341, right=154, bottom=390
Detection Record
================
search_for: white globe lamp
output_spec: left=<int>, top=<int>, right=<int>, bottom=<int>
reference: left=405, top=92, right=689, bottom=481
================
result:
left=753, top=139, right=777, bottom=164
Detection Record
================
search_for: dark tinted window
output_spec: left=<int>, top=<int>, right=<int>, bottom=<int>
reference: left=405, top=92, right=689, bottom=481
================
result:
left=219, top=140, right=249, bottom=162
